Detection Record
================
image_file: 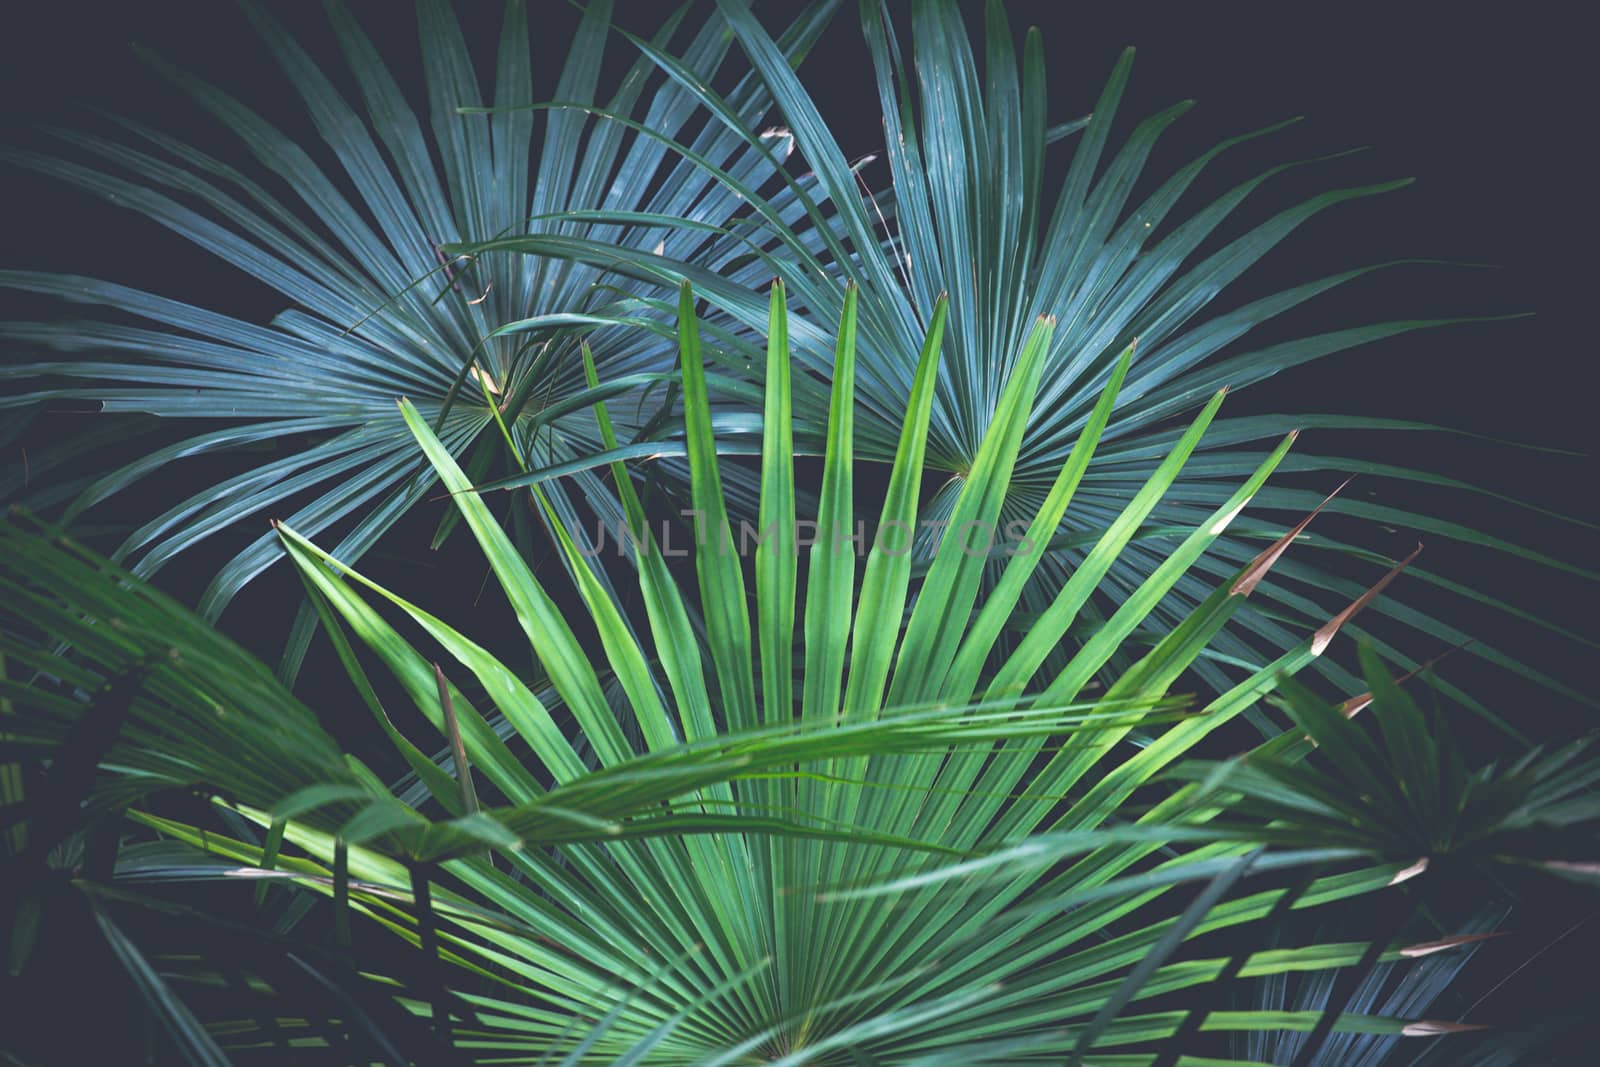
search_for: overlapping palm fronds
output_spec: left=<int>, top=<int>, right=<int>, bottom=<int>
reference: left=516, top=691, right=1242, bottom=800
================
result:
left=1187, top=648, right=1600, bottom=1065
left=155, top=283, right=1482, bottom=1062
left=3, top=281, right=1552, bottom=1061
left=1176, top=645, right=1600, bottom=878
left=3, top=3, right=1592, bottom=1061
left=0, top=500, right=1120, bottom=1062
left=0, top=0, right=837, bottom=678
left=1234, top=908, right=1504, bottom=1067
left=875, top=640, right=1599, bottom=1065
left=452, top=0, right=1596, bottom=731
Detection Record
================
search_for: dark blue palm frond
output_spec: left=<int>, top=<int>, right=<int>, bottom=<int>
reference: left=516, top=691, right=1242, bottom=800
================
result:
left=0, top=0, right=839, bottom=677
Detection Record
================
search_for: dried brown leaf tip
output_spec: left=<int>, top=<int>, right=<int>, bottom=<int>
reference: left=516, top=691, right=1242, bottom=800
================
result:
left=1337, top=692, right=1375, bottom=719
left=1399, top=931, right=1504, bottom=958
left=1338, top=644, right=1465, bottom=719
left=1231, top=477, right=1352, bottom=598
left=1312, top=542, right=1424, bottom=656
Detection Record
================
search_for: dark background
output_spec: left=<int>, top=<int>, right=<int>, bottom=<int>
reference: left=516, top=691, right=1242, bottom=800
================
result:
left=2, top=1, right=1596, bottom=1059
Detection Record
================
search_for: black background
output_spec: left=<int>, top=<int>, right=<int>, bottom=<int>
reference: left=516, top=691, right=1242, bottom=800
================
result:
left=2, top=1, right=1596, bottom=1058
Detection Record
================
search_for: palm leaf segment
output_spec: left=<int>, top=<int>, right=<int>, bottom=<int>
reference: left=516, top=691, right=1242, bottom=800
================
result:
left=0, top=0, right=833, bottom=676
left=240, top=283, right=1443, bottom=1061
left=454, top=0, right=1595, bottom=727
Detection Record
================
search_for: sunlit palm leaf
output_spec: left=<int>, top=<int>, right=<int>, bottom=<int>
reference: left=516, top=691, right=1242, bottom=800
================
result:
left=231, top=283, right=1443, bottom=1060
left=1, top=502, right=1122, bottom=1061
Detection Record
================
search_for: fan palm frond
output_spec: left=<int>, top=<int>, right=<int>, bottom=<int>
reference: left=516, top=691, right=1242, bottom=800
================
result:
left=0, top=0, right=838, bottom=678
left=202, top=282, right=1451, bottom=1061
left=453, top=0, right=1597, bottom=731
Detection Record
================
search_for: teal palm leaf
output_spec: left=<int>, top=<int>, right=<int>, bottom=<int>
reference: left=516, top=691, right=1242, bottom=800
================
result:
left=452, top=0, right=1595, bottom=729
left=0, top=0, right=836, bottom=678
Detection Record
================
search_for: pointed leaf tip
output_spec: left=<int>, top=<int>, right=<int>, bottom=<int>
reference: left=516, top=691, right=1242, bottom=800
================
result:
left=1388, top=857, right=1429, bottom=885
left=1339, top=643, right=1465, bottom=718
left=1311, top=542, right=1423, bottom=655
left=1543, top=860, right=1600, bottom=877
left=1231, top=477, right=1351, bottom=596
left=1338, top=692, right=1374, bottom=719
left=1400, top=932, right=1504, bottom=958
left=1401, top=1020, right=1490, bottom=1037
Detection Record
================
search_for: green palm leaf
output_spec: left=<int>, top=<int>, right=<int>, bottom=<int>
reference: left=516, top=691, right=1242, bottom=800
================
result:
left=6, top=282, right=1526, bottom=1060
left=229, top=283, right=1445, bottom=1060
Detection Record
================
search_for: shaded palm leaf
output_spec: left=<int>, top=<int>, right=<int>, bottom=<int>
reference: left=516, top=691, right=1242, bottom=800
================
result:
left=0, top=0, right=837, bottom=679
left=1236, top=909, right=1504, bottom=1067
left=1173, top=645, right=1600, bottom=880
